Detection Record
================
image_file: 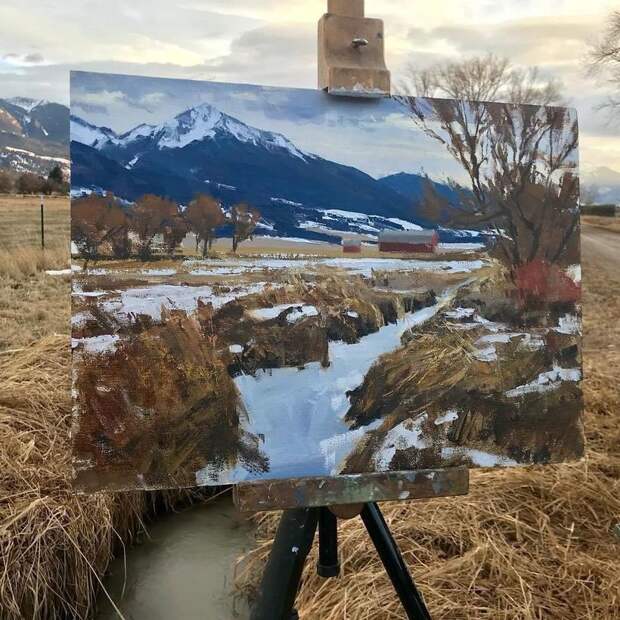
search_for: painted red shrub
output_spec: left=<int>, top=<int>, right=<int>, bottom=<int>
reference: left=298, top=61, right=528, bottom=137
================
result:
left=513, top=259, right=581, bottom=304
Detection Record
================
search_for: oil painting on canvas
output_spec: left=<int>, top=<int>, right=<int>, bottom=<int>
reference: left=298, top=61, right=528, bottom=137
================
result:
left=70, top=71, right=583, bottom=491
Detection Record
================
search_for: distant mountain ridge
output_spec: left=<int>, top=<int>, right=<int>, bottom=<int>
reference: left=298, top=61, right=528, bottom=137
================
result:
left=582, top=166, right=620, bottom=205
left=71, top=102, right=482, bottom=242
left=0, top=98, right=69, bottom=175
left=379, top=172, right=461, bottom=204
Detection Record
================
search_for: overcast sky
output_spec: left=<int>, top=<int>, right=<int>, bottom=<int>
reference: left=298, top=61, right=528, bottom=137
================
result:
left=1, top=0, right=618, bottom=175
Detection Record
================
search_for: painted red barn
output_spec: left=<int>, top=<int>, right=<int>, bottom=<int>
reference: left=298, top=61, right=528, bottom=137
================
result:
left=342, top=238, right=362, bottom=253
left=379, top=229, right=439, bottom=253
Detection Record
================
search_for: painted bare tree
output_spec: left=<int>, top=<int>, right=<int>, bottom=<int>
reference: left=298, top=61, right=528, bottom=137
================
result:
left=185, top=193, right=225, bottom=257
left=71, top=193, right=129, bottom=264
left=130, top=194, right=179, bottom=260
left=230, top=203, right=260, bottom=253
left=397, top=56, right=578, bottom=272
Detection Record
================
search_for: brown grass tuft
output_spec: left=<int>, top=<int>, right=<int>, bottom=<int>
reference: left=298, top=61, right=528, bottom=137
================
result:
left=0, top=246, right=69, bottom=279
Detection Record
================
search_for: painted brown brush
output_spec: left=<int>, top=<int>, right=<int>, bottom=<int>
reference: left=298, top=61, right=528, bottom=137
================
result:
left=72, top=308, right=268, bottom=491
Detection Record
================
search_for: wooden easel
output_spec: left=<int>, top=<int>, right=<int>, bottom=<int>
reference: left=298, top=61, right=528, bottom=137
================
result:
left=232, top=3, right=471, bottom=618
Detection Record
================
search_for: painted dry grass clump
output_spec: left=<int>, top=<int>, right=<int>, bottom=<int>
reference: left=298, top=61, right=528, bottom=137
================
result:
left=236, top=254, right=620, bottom=619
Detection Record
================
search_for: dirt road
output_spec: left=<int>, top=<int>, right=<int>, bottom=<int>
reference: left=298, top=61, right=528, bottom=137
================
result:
left=582, top=223, right=619, bottom=278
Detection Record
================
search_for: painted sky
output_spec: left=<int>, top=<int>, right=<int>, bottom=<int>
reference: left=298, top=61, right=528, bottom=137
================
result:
left=1, top=0, right=618, bottom=174
left=72, top=71, right=468, bottom=181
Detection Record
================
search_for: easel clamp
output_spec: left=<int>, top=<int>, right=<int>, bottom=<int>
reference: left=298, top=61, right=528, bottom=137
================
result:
left=318, top=0, right=391, bottom=97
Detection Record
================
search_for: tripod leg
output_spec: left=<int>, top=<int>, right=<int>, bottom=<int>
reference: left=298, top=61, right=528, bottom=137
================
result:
left=317, top=507, right=340, bottom=578
left=360, top=503, right=432, bottom=620
left=250, top=508, right=319, bottom=620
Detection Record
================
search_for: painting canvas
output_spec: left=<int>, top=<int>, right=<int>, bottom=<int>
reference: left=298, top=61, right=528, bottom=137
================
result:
left=70, top=71, right=584, bottom=492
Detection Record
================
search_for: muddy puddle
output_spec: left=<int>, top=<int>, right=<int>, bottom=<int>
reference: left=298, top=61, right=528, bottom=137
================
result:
left=96, top=496, right=252, bottom=620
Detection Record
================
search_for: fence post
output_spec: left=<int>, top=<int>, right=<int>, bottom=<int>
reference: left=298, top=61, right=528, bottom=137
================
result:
left=40, top=194, right=45, bottom=250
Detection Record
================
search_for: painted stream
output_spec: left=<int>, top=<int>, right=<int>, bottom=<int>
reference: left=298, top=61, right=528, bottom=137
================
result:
left=199, top=289, right=458, bottom=485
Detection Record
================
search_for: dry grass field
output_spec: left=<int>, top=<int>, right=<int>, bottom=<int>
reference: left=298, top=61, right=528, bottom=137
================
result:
left=0, top=195, right=69, bottom=252
left=0, top=196, right=69, bottom=350
left=0, top=193, right=618, bottom=619
left=582, top=214, right=620, bottom=234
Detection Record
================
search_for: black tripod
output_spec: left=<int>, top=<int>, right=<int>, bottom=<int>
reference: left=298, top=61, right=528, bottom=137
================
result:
left=250, top=503, right=432, bottom=620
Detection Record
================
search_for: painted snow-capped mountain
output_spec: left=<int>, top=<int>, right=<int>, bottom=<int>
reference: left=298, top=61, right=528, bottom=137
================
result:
left=69, top=116, right=118, bottom=149
left=71, top=102, right=477, bottom=242
left=72, top=103, right=309, bottom=160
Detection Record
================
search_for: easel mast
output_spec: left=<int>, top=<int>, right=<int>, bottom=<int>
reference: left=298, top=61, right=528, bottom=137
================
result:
left=235, top=3, right=471, bottom=618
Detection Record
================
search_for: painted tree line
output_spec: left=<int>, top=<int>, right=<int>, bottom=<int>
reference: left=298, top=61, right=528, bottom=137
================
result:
left=71, top=192, right=261, bottom=261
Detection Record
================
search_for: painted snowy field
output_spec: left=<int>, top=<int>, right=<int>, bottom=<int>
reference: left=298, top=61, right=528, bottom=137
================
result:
left=70, top=237, right=583, bottom=492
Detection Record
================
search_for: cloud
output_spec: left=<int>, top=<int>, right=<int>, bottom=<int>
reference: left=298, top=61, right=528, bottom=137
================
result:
left=203, top=23, right=316, bottom=86
left=405, top=17, right=597, bottom=69
left=23, top=52, right=44, bottom=64
left=1, top=51, right=45, bottom=66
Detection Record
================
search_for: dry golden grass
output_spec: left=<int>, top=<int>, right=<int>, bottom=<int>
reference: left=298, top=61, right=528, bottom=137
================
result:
left=0, top=195, right=69, bottom=251
left=0, top=334, right=206, bottom=619
left=581, top=215, right=620, bottom=234
left=0, top=197, right=70, bottom=351
left=0, top=336, right=143, bottom=619
left=236, top=246, right=620, bottom=619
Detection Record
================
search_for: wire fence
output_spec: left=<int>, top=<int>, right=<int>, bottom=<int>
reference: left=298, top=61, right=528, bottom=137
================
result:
left=0, top=195, right=70, bottom=251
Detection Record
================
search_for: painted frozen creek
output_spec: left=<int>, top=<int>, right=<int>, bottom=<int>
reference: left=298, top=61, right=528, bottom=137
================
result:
left=197, top=292, right=457, bottom=485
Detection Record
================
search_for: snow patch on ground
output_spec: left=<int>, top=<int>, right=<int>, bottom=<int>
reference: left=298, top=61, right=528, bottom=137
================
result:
left=435, top=410, right=460, bottom=425
left=445, top=307, right=475, bottom=319
left=71, top=311, right=93, bottom=327
left=375, top=414, right=431, bottom=470
left=286, top=305, right=318, bottom=323
left=441, top=447, right=519, bottom=467
left=566, top=264, right=581, bottom=284
left=184, top=256, right=484, bottom=278
left=271, top=197, right=303, bottom=207
left=72, top=334, right=119, bottom=354
left=103, top=282, right=275, bottom=322
left=247, top=303, right=318, bottom=323
left=320, top=257, right=485, bottom=277
left=438, top=242, right=486, bottom=252
left=505, top=366, right=581, bottom=398
left=386, top=218, right=423, bottom=231
left=474, top=346, right=499, bottom=362
left=556, top=314, right=581, bottom=335
left=141, top=268, right=177, bottom=276
left=248, top=303, right=301, bottom=321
